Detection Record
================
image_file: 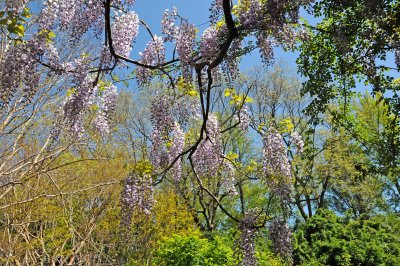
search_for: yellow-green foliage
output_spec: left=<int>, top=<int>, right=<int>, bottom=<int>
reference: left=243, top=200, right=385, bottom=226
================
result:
left=125, top=189, right=198, bottom=265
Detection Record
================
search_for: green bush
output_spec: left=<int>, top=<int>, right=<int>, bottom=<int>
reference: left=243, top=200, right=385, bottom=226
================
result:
left=293, top=209, right=400, bottom=266
left=154, top=233, right=233, bottom=266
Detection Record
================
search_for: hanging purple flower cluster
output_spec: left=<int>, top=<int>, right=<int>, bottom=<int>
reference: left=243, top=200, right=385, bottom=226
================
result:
left=39, top=0, right=104, bottom=39
left=263, top=127, right=292, bottom=202
left=291, top=131, right=304, bottom=153
left=209, top=0, right=224, bottom=23
left=93, top=83, right=118, bottom=135
left=5, top=0, right=28, bottom=14
left=268, top=219, right=293, bottom=260
left=102, top=11, right=139, bottom=66
left=0, top=40, right=42, bottom=107
left=233, top=0, right=309, bottom=64
left=161, top=8, right=196, bottom=65
left=193, top=114, right=223, bottom=177
left=263, top=127, right=291, bottom=178
left=221, top=161, right=238, bottom=195
left=176, top=21, right=197, bottom=65
left=238, top=212, right=258, bottom=266
left=172, top=97, right=202, bottom=125
left=150, top=97, right=174, bottom=170
left=120, top=173, right=155, bottom=227
left=257, top=34, right=275, bottom=65
left=237, top=0, right=263, bottom=30
left=62, top=78, right=97, bottom=137
left=137, top=36, right=166, bottom=84
left=169, top=123, right=185, bottom=183
left=161, top=8, right=177, bottom=41
left=238, top=105, right=251, bottom=132
left=200, top=26, right=221, bottom=61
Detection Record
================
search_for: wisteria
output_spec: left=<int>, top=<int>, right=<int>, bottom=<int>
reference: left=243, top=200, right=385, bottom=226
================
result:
left=150, top=128, right=169, bottom=170
left=102, top=11, right=139, bottom=65
left=5, top=0, right=28, bottom=14
left=169, top=123, right=185, bottom=183
left=137, top=36, right=166, bottom=84
left=58, top=1, right=78, bottom=30
left=257, top=34, right=275, bottom=65
left=263, top=127, right=292, bottom=202
left=238, top=213, right=258, bottom=266
left=2, top=0, right=396, bottom=264
left=222, top=161, right=238, bottom=195
left=39, top=0, right=64, bottom=31
left=150, top=97, right=174, bottom=135
left=263, top=127, right=291, bottom=178
left=39, top=0, right=104, bottom=41
left=175, top=21, right=197, bottom=64
left=238, top=105, right=251, bottom=132
left=0, top=41, right=42, bottom=106
left=237, top=0, right=263, bottom=30
left=69, top=0, right=103, bottom=42
left=200, top=26, right=220, bottom=61
left=93, top=112, right=109, bottom=135
left=161, top=7, right=196, bottom=71
left=150, top=97, right=174, bottom=169
left=62, top=77, right=97, bottom=137
left=2, top=0, right=308, bottom=140
left=93, top=83, right=118, bottom=135
left=60, top=58, right=119, bottom=136
left=161, top=8, right=177, bottom=41
left=46, top=42, right=62, bottom=73
left=268, top=219, right=293, bottom=260
left=173, top=97, right=202, bottom=124
left=291, top=131, right=304, bottom=153
left=193, top=114, right=223, bottom=177
left=120, top=173, right=155, bottom=227
left=100, top=84, right=118, bottom=117
left=210, top=0, right=223, bottom=23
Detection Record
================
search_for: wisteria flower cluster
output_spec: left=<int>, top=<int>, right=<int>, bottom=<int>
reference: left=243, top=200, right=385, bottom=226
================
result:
left=150, top=97, right=174, bottom=170
left=291, top=131, right=304, bottom=153
left=161, top=8, right=178, bottom=41
left=263, top=127, right=291, bottom=178
left=257, top=34, right=275, bottom=65
left=62, top=77, right=97, bottom=137
left=0, top=41, right=41, bottom=107
left=161, top=8, right=196, bottom=65
left=102, top=11, right=139, bottom=66
left=93, top=83, right=118, bottom=135
left=238, top=212, right=258, bottom=266
left=59, top=58, right=119, bottom=137
left=120, top=173, right=155, bottom=227
left=263, top=127, right=292, bottom=202
left=238, top=105, right=251, bottom=132
left=200, top=26, right=221, bottom=61
left=150, top=96, right=174, bottom=134
left=222, top=161, right=238, bottom=195
left=5, top=0, right=29, bottom=14
left=193, top=114, right=223, bottom=177
left=173, top=96, right=202, bottom=125
left=169, top=123, right=185, bottom=183
left=137, top=36, right=166, bottom=84
left=268, top=219, right=293, bottom=260
left=176, top=21, right=197, bottom=64
left=40, top=0, right=103, bottom=40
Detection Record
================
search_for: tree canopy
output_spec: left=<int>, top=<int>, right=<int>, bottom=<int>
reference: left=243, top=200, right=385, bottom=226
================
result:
left=0, top=0, right=399, bottom=265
